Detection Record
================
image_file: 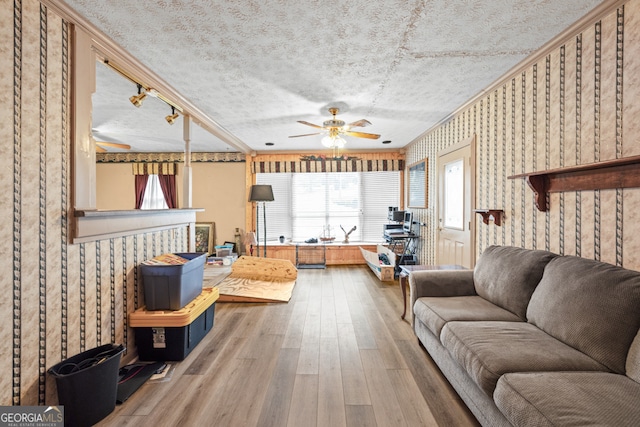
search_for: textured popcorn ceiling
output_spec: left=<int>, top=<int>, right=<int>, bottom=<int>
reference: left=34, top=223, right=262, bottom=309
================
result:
left=65, top=0, right=604, bottom=153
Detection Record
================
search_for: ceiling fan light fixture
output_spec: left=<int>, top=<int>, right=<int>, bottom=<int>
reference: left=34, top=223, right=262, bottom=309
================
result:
left=165, top=106, right=179, bottom=125
left=321, top=135, right=346, bottom=149
left=129, top=84, right=146, bottom=107
left=321, top=135, right=333, bottom=148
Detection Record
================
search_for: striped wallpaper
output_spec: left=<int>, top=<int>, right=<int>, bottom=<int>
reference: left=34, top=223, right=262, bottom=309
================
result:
left=406, top=1, right=640, bottom=272
left=1, top=1, right=189, bottom=406
left=5, top=0, right=640, bottom=409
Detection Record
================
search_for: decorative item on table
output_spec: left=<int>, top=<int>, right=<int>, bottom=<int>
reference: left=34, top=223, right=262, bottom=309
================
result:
left=340, top=225, right=356, bottom=243
left=319, top=224, right=335, bottom=243
left=234, top=228, right=243, bottom=256
left=245, top=232, right=257, bottom=256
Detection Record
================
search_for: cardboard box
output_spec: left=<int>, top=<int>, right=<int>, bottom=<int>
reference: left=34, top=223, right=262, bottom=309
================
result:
left=359, top=245, right=397, bottom=282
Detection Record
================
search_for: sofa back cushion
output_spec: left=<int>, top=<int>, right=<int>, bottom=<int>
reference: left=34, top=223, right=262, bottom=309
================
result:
left=473, top=246, right=558, bottom=320
left=627, top=330, right=640, bottom=383
left=527, top=256, right=640, bottom=374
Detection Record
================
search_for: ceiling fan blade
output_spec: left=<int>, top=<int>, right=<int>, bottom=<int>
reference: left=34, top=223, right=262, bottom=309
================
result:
left=344, top=131, right=380, bottom=139
left=289, top=133, right=321, bottom=138
left=96, top=145, right=107, bottom=153
left=347, top=119, right=372, bottom=128
left=297, top=120, right=324, bottom=129
left=96, top=141, right=132, bottom=150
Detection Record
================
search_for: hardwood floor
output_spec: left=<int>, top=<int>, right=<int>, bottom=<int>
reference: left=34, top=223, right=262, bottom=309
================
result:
left=98, top=266, right=479, bottom=427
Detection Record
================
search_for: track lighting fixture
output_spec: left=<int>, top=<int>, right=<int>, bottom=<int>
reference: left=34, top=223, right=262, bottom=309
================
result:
left=129, top=84, right=146, bottom=107
left=106, top=60, right=184, bottom=118
left=165, top=106, right=179, bottom=125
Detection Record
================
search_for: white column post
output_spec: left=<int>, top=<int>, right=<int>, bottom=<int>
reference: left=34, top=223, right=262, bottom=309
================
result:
left=183, top=115, right=193, bottom=208
left=183, top=115, right=195, bottom=251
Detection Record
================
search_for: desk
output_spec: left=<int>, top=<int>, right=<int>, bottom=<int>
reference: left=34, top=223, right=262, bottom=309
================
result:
left=399, top=264, right=467, bottom=320
left=384, top=232, right=418, bottom=264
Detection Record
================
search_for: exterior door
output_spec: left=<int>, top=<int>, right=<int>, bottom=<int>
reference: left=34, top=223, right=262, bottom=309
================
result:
left=437, top=136, right=475, bottom=268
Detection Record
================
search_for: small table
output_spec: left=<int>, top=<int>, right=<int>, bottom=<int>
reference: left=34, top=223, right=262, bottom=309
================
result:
left=399, top=264, right=467, bottom=320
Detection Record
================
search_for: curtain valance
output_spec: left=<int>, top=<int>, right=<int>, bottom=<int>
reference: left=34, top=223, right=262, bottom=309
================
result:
left=252, top=158, right=405, bottom=174
left=132, top=163, right=176, bottom=175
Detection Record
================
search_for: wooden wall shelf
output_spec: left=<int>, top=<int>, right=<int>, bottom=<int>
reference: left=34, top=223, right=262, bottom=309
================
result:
left=474, top=209, right=504, bottom=226
left=508, top=155, right=640, bottom=212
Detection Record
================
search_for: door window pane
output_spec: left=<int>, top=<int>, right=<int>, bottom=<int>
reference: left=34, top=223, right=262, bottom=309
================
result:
left=443, top=159, right=464, bottom=230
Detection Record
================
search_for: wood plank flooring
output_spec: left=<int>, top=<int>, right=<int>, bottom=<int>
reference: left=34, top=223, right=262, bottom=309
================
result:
left=98, top=266, right=479, bottom=427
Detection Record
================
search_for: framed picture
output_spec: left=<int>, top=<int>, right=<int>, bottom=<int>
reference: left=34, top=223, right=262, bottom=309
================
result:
left=194, top=222, right=215, bottom=254
left=408, top=159, right=428, bottom=208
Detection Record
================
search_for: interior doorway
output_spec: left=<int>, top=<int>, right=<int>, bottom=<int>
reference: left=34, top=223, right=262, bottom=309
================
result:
left=436, top=135, right=476, bottom=268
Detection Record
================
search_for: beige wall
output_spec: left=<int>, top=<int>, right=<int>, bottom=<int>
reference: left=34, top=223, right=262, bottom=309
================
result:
left=407, top=1, right=640, bottom=272
left=192, top=162, right=247, bottom=246
left=96, top=163, right=135, bottom=209
left=96, top=161, right=247, bottom=247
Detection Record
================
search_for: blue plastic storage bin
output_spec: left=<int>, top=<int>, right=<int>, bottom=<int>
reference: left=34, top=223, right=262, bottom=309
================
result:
left=140, top=252, right=207, bottom=310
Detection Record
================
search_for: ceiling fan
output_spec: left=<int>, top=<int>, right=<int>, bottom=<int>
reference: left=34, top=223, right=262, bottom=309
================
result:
left=289, top=108, right=380, bottom=143
left=92, top=137, right=131, bottom=153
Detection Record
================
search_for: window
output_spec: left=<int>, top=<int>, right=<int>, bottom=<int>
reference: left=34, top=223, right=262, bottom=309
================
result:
left=141, top=175, right=169, bottom=209
left=256, top=171, right=400, bottom=242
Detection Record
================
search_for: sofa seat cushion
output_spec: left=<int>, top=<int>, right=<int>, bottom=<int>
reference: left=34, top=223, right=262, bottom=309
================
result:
left=527, top=255, right=640, bottom=374
left=414, top=296, right=521, bottom=337
left=494, top=372, right=640, bottom=427
left=441, top=321, right=607, bottom=396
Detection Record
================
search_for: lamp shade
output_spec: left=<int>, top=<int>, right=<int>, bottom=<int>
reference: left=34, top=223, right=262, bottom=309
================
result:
left=245, top=231, right=257, bottom=245
left=249, top=185, right=274, bottom=202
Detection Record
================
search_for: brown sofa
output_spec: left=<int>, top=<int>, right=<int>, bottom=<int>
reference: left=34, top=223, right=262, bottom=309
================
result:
left=410, top=245, right=640, bottom=426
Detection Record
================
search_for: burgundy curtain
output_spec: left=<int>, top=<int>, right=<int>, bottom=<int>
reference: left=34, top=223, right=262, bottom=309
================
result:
left=134, top=174, right=149, bottom=209
left=158, top=174, right=177, bottom=208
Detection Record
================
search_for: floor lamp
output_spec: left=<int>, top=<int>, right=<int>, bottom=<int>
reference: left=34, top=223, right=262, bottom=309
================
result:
left=249, top=185, right=274, bottom=257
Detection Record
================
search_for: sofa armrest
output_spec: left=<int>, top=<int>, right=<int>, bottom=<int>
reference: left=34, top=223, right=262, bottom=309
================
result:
left=409, top=269, right=476, bottom=316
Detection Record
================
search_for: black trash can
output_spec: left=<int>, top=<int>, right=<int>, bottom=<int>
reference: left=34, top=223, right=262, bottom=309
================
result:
left=48, top=343, right=125, bottom=427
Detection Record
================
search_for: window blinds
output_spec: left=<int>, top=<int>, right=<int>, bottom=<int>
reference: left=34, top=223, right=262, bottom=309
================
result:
left=256, top=171, right=400, bottom=242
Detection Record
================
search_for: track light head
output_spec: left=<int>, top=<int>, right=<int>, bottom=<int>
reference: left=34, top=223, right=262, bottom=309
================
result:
left=129, top=84, right=146, bottom=107
left=165, top=106, right=179, bottom=125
